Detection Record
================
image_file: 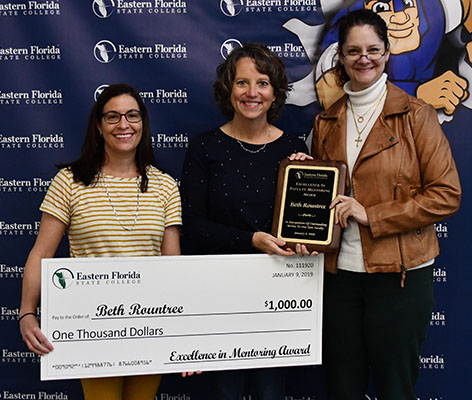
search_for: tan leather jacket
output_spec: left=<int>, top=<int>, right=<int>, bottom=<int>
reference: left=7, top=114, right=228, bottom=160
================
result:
left=313, top=81, right=461, bottom=274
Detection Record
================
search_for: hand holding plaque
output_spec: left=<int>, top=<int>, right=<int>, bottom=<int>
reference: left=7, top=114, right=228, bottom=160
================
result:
left=272, top=159, right=347, bottom=253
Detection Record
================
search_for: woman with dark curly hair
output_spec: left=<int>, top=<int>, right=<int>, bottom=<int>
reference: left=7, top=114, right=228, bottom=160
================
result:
left=180, top=42, right=308, bottom=399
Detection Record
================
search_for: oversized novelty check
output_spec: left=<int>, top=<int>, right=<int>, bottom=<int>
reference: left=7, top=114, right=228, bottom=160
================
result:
left=41, top=254, right=324, bottom=380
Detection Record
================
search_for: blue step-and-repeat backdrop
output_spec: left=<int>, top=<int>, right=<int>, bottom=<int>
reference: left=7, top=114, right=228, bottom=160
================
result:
left=1, top=0, right=471, bottom=399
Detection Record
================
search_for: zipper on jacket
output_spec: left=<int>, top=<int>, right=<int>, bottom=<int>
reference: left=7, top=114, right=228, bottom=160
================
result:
left=394, top=185, right=407, bottom=288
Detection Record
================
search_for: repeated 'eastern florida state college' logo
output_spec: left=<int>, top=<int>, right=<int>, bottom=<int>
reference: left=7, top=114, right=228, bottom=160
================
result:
left=94, top=40, right=117, bottom=63
left=94, top=84, right=109, bottom=101
left=220, top=39, right=242, bottom=59
left=92, top=0, right=116, bottom=18
left=220, top=0, right=244, bottom=17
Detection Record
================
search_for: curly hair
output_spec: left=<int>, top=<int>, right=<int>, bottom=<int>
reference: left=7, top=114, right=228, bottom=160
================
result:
left=213, top=42, right=290, bottom=123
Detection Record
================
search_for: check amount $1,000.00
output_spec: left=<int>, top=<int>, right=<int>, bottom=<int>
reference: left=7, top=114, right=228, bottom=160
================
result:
left=264, top=298, right=313, bottom=312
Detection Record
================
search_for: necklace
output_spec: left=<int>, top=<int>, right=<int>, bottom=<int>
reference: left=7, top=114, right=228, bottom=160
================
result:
left=350, top=100, right=378, bottom=123
left=229, top=123, right=271, bottom=154
left=348, top=88, right=387, bottom=148
left=100, top=172, right=140, bottom=231
left=237, top=139, right=267, bottom=154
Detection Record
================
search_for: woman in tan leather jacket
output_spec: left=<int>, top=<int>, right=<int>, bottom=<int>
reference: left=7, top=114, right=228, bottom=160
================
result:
left=292, top=9, right=461, bottom=400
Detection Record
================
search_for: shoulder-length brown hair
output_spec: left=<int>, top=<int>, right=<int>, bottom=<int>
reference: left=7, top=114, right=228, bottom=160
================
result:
left=213, top=42, right=290, bottom=123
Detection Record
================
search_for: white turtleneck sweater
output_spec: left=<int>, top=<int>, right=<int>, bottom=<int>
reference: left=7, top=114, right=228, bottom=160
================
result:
left=337, top=74, right=387, bottom=273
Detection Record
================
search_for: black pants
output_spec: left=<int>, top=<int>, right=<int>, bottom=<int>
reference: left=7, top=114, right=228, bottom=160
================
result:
left=211, top=367, right=287, bottom=400
left=323, top=266, right=434, bottom=400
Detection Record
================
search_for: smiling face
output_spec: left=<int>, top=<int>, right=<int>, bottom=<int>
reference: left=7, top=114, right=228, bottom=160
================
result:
left=340, top=24, right=390, bottom=91
left=97, top=94, right=143, bottom=159
left=365, top=0, right=420, bottom=54
left=230, top=57, right=276, bottom=123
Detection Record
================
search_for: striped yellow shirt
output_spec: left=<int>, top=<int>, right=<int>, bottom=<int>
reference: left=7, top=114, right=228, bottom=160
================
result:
left=40, top=166, right=181, bottom=257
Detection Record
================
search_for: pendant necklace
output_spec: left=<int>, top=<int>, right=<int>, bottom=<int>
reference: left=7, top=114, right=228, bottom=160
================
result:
left=348, top=88, right=387, bottom=148
left=351, top=99, right=378, bottom=123
left=100, top=172, right=140, bottom=231
left=230, top=123, right=271, bottom=154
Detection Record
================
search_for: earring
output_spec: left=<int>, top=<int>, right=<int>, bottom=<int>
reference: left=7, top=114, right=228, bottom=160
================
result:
left=98, top=130, right=103, bottom=136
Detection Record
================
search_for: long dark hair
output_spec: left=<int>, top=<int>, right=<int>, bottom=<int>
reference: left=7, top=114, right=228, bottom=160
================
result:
left=334, top=9, right=389, bottom=86
left=213, top=42, right=289, bottom=123
left=59, top=83, right=158, bottom=192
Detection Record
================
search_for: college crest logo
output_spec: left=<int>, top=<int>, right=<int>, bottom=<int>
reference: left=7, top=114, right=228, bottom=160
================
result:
left=52, top=268, right=74, bottom=289
left=220, top=39, right=242, bottom=59
left=295, top=171, right=304, bottom=180
left=94, top=40, right=117, bottom=63
left=92, top=0, right=116, bottom=18
left=94, top=84, right=109, bottom=101
left=220, top=0, right=244, bottom=17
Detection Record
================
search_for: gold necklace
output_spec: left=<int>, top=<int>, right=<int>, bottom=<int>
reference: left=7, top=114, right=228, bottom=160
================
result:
left=348, top=88, right=387, bottom=148
left=100, top=172, right=140, bottom=231
left=350, top=99, right=380, bottom=123
left=229, top=123, right=271, bottom=154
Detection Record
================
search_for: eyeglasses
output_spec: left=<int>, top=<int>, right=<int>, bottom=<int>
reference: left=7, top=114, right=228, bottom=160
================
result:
left=341, top=49, right=387, bottom=61
left=102, top=110, right=143, bottom=124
